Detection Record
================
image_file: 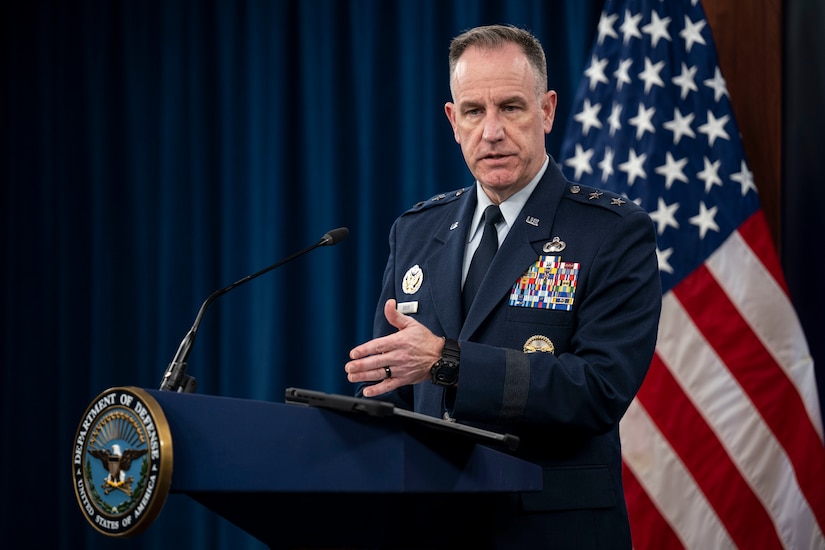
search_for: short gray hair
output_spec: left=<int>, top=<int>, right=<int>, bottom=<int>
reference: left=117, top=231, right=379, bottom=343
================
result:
left=448, top=24, right=548, bottom=96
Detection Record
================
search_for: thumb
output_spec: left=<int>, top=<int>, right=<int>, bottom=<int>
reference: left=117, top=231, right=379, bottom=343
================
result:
left=384, top=298, right=413, bottom=331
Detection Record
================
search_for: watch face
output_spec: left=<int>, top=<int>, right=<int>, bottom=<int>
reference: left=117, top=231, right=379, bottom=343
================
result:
left=432, top=360, right=458, bottom=385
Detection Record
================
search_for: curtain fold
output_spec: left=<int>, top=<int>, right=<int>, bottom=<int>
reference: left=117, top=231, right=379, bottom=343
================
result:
left=3, top=1, right=601, bottom=548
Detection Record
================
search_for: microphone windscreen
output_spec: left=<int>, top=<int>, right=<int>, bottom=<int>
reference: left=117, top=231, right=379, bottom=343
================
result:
left=322, top=227, right=349, bottom=245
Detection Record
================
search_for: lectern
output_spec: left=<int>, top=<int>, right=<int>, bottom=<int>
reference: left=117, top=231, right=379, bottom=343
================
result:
left=148, top=390, right=542, bottom=548
left=73, top=387, right=542, bottom=547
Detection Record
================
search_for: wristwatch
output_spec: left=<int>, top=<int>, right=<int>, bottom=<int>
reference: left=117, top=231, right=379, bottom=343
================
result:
left=430, top=338, right=460, bottom=386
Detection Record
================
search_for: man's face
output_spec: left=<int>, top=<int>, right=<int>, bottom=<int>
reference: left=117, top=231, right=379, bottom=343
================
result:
left=445, top=43, right=557, bottom=203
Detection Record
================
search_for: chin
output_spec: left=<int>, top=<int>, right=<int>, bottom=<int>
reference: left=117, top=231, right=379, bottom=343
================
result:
left=478, top=170, right=518, bottom=187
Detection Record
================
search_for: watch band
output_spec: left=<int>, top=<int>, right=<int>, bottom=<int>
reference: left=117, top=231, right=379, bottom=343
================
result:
left=441, top=338, right=460, bottom=363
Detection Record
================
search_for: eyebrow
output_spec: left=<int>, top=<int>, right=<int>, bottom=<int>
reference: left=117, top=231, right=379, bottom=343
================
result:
left=458, top=94, right=529, bottom=110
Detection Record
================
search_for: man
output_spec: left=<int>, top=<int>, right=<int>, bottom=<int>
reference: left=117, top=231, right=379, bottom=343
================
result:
left=345, top=25, right=661, bottom=549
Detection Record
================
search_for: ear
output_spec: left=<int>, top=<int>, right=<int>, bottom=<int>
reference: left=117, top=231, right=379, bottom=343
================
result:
left=444, top=102, right=460, bottom=143
left=542, top=90, right=558, bottom=134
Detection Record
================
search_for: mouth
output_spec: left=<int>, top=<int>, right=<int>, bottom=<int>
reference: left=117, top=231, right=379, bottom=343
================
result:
left=480, top=153, right=512, bottom=161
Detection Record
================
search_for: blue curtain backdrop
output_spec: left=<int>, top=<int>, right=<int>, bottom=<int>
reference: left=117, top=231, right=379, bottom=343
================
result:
left=2, top=1, right=602, bottom=549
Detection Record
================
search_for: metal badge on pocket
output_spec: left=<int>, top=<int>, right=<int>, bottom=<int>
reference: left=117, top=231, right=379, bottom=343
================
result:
left=523, top=335, right=555, bottom=354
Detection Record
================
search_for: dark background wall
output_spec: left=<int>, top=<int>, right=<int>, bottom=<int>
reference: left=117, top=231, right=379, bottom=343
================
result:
left=782, top=0, right=825, bottom=416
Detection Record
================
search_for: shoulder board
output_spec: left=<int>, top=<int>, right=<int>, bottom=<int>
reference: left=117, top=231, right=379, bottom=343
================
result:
left=563, top=183, right=643, bottom=216
left=404, top=186, right=472, bottom=215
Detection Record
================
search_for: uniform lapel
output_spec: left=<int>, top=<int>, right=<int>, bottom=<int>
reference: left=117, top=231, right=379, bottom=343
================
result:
left=459, top=166, right=567, bottom=339
left=423, top=192, right=476, bottom=338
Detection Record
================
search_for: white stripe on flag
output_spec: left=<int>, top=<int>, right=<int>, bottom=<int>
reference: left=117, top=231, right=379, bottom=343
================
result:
left=621, top=398, right=736, bottom=548
left=659, top=291, right=822, bottom=547
left=706, top=228, right=823, bottom=439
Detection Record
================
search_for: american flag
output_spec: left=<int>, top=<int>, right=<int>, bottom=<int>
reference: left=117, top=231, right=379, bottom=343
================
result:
left=559, top=0, right=825, bottom=547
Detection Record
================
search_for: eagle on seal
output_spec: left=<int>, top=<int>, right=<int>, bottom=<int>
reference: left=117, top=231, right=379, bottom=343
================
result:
left=89, top=444, right=147, bottom=486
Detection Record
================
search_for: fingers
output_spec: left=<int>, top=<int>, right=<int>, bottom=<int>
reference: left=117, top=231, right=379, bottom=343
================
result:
left=361, top=381, right=395, bottom=398
left=345, top=298, right=436, bottom=390
left=345, top=359, right=400, bottom=397
left=348, top=301, right=406, bottom=361
left=359, top=367, right=399, bottom=399
left=349, top=299, right=416, bottom=361
left=348, top=334, right=392, bottom=361
left=345, top=350, right=389, bottom=382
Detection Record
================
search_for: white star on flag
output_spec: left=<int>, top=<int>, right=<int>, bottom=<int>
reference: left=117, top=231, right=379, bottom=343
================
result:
left=656, top=246, right=675, bottom=274
left=671, top=62, right=699, bottom=99
left=597, top=12, right=620, bottom=45
left=560, top=1, right=825, bottom=548
left=618, top=148, right=647, bottom=186
left=642, top=11, right=671, bottom=47
left=614, top=58, right=634, bottom=90
left=704, top=66, right=728, bottom=101
left=585, top=55, right=610, bottom=90
left=680, top=14, right=707, bottom=52
left=649, top=197, right=680, bottom=234
left=598, top=147, right=616, bottom=183
left=574, top=98, right=603, bottom=136
left=731, top=159, right=757, bottom=196
left=662, top=107, right=696, bottom=144
left=638, top=57, right=666, bottom=94
left=607, top=102, right=623, bottom=136
left=697, top=110, right=730, bottom=146
left=564, top=143, right=595, bottom=181
left=629, top=102, right=656, bottom=139
left=620, top=9, right=643, bottom=44
left=654, top=151, right=688, bottom=189
left=688, top=200, right=719, bottom=238
left=697, top=156, right=723, bottom=193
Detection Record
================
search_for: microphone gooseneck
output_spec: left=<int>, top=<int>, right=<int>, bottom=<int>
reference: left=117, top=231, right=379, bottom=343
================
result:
left=159, top=227, right=349, bottom=392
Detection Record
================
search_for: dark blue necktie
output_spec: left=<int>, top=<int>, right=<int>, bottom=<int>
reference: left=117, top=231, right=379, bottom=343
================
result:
left=463, top=204, right=503, bottom=318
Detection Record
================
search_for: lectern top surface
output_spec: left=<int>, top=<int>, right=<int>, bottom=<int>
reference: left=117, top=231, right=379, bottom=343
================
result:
left=284, top=387, right=520, bottom=451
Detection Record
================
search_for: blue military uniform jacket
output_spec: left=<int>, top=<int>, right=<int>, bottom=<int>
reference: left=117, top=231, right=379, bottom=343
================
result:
left=363, top=158, right=661, bottom=548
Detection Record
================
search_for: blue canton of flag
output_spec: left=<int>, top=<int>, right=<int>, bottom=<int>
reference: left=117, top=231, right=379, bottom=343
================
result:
left=559, top=0, right=760, bottom=293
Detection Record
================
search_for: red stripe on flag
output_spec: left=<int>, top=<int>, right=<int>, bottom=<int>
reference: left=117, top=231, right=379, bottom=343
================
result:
left=738, top=210, right=790, bottom=295
left=673, top=263, right=825, bottom=529
left=622, top=461, right=684, bottom=549
left=637, top=353, right=783, bottom=548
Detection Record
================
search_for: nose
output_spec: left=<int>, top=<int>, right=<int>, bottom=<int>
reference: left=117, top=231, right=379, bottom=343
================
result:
left=482, top=111, right=505, bottom=142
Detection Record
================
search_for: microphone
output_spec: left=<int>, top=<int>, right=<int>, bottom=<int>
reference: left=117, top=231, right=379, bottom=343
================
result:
left=159, top=227, right=350, bottom=392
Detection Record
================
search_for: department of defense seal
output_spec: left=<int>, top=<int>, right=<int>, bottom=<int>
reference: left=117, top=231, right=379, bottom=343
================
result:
left=72, top=387, right=173, bottom=537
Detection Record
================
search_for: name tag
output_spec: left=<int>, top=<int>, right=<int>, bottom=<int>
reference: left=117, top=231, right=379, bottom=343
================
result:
left=396, top=301, right=419, bottom=314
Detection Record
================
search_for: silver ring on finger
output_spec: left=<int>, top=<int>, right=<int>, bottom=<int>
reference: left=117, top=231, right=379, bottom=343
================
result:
left=384, top=366, right=392, bottom=379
